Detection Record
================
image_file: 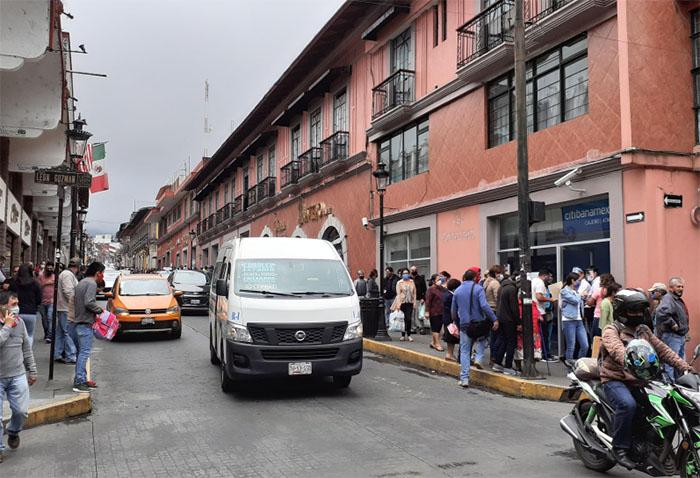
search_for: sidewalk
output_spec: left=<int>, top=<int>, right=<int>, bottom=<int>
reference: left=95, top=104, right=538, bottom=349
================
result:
left=2, top=334, right=91, bottom=429
left=364, top=329, right=575, bottom=401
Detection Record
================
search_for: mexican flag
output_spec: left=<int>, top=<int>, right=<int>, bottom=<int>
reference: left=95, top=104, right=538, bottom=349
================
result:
left=84, top=143, right=109, bottom=193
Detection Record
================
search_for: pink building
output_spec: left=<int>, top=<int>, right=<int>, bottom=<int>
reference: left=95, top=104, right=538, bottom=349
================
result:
left=187, top=0, right=700, bottom=340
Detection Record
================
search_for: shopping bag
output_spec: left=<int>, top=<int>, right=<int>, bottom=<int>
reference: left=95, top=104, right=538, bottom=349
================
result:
left=93, top=310, right=120, bottom=340
left=447, top=322, right=460, bottom=338
left=388, top=310, right=405, bottom=333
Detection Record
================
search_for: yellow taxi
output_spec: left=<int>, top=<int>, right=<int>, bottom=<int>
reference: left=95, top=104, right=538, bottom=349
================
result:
left=105, top=274, right=183, bottom=339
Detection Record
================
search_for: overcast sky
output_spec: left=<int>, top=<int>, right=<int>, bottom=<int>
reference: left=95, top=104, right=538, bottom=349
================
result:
left=64, top=0, right=344, bottom=235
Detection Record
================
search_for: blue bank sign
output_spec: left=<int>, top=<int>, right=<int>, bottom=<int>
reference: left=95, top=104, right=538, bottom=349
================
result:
left=561, top=199, right=610, bottom=237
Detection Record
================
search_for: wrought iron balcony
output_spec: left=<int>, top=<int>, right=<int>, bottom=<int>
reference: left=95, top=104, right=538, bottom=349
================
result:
left=371, top=69, right=415, bottom=119
left=319, top=131, right=349, bottom=167
left=280, top=161, right=300, bottom=188
left=246, top=186, right=257, bottom=208
left=256, top=177, right=276, bottom=201
left=216, top=208, right=224, bottom=224
left=298, top=147, right=321, bottom=179
left=233, top=195, right=243, bottom=215
left=221, top=202, right=233, bottom=222
left=207, top=213, right=216, bottom=229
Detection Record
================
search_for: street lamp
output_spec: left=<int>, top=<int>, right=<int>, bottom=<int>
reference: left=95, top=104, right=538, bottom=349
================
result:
left=189, top=230, right=196, bottom=270
left=372, top=162, right=391, bottom=342
left=77, top=209, right=88, bottom=263
left=66, top=117, right=92, bottom=162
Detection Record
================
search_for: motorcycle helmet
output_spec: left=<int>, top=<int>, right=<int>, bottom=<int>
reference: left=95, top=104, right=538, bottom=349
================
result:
left=625, top=339, right=661, bottom=381
left=613, top=289, right=651, bottom=328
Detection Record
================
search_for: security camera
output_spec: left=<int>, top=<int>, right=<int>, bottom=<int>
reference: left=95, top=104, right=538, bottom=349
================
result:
left=361, top=217, right=369, bottom=229
left=554, top=167, right=582, bottom=188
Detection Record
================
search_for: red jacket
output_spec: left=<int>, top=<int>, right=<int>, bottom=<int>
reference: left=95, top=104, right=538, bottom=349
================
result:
left=425, top=285, right=445, bottom=318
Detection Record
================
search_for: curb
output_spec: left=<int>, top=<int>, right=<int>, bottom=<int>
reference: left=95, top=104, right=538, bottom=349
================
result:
left=363, top=338, right=572, bottom=402
left=24, top=394, right=92, bottom=429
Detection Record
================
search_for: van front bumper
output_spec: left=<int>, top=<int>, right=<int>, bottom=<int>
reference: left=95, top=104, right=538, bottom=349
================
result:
left=223, top=338, right=362, bottom=380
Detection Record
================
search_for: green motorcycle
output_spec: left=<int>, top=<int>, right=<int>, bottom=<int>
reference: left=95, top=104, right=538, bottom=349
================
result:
left=561, top=345, right=700, bottom=477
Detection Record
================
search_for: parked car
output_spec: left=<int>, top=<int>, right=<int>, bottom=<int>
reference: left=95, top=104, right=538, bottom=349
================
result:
left=209, top=237, right=363, bottom=393
left=106, top=274, right=183, bottom=339
left=168, top=270, right=209, bottom=314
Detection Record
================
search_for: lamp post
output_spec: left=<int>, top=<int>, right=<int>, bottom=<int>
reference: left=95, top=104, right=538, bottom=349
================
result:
left=66, top=118, right=92, bottom=260
left=77, top=208, right=87, bottom=263
left=372, top=162, right=391, bottom=341
left=189, top=230, right=196, bottom=270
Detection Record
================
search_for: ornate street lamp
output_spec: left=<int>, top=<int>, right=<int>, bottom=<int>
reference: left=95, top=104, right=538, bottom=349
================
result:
left=372, top=162, right=391, bottom=341
left=66, top=117, right=92, bottom=162
left=189, top=229, right=196, bottom=269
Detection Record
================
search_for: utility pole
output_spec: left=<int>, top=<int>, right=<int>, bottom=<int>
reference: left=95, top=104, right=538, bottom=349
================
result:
left=48, top=186, right=64, bottom=381
left=514, top=0, right=536, bottom=378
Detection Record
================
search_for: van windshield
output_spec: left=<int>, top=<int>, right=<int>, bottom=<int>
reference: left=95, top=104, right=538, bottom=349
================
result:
left=234, top=259, right=353, bottom=297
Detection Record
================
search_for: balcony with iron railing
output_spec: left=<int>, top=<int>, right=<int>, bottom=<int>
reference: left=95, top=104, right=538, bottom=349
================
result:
left=256, top=177, right=276, bottom=202
left=233, top=195, right=243, bottom=215
left=319, top=131, right=349, bottom=168
left=456, top=0, right=614, bottom=82
left=246, top=186, right=257, bottom=209
left=298, top=147, right=321, bottom=180
left=280, top=161, right=300, bottom=189
left=371, top=69, right=415, bottom=120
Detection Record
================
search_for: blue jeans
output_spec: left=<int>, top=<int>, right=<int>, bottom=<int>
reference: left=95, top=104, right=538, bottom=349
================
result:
left=563, top=319, right=588, bottom=360
left=19, top=313, right=37, bottom=347
left=54, top=311, right=77, bottom=362
left=603, top=380, right=637, bottom=449
left=384, top=299, right=394, bottom=327
left=540, top=317, right=554, bottom=359
left=661, top=332, right=685, bottom=380
left=68, top=323, right=93, bottom=385
left=459, top=329, right=486, bottom=383
left=39, top=303, right=54, bottom=340
left=0, top=374, right=30, bottom=451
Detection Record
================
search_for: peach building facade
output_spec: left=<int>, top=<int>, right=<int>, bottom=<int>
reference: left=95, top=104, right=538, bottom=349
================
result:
left=187, top=1, right=700, bottom=341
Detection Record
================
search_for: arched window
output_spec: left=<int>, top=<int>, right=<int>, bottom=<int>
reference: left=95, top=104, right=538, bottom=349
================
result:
left=322, top=226, right=344, bottom=261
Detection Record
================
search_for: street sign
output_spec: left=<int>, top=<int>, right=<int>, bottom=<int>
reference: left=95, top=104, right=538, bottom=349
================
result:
left=35, top=167, right=92, bottom=188
left=625, top=211, right=645, bottom=224
left=663, top=194, right=683, bottom=208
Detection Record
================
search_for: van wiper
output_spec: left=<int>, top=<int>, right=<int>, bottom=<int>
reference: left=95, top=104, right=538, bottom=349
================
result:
left=291, top=291, right=349, bottom=296
left=238, top=289, right=295, bottom=297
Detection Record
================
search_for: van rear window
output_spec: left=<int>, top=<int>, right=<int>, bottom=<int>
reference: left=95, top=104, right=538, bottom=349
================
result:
left=234, top=259, right=353, bottom=296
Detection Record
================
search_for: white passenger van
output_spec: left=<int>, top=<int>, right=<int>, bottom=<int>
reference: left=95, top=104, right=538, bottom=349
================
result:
left=209, top=237, right=363, bottom=392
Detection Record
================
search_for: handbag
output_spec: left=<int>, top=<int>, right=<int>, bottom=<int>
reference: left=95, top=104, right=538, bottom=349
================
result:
left=447, top=322, right=460, bottom=338
left=464, top=283, right=492, bottom=339
left=93, top=310, right=120, bottom=341
left=388, top=310, right=405, bottom=333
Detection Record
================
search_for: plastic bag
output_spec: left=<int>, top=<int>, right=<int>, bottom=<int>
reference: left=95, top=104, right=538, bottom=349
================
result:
left=388, top=310, right=405, bottom=333
left=447, top=322, right=460, bottom=338
left=93, top=310, right=120, bottom=341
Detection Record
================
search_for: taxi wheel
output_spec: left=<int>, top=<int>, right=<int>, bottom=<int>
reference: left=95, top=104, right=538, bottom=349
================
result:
left=171, top=328, right=181, bottom=339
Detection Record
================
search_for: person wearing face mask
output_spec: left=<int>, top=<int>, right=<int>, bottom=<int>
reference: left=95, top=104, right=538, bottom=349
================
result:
left=391, top=269, right=416, bottom=342
left=424, top=274, right=446, bottom=351
left=483, top=265, right=502, bottom=365
left=532, top=269, right=557, bottom=362
left=353, top=270, right=368, bottom=298
left=37, top=261, right=56, bottom=344
left=409, top=266, right=427, bottom=334
left=655, top=277, right=690, bottom=380
left=599, top=289, right=692, bottom=469
left=560, top=272, right=588, bottom=367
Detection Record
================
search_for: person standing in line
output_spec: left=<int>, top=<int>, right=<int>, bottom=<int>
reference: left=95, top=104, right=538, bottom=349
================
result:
left=532, top=269, right=557, bottom=362
left=483, top=265, right=502, bottom=364
left=382, top=267, right=399, bottom=327
left=69, top=262, right=105, bottom=393
left=9, top=265, right=41, bottom=347
left=655, top=276, right=689, bottom=380
left=2, top=266, right=19, bottom=291
left=0, top=295, right=37, bottom=463
left=598, top=282, right=621, bottom=331
left=442, top=278, right=461, bottom=362
left=54, top=258, right=79, bottom=364
left=492, top=274, right=520, bottom=375
left=561, top=272, right=589, bottom=367
left=366, top=269, right=380, bottom=298
left=452, top=269, right=498, bottom=388
left=392, top=268, right=416, bottom=342
left=37, top=261, right=56, bottom=344
left=647, top=282, right=667, bottom=330
left=425, top=274, right=446, bottom=352
left=409, top=266, right=427, bottom=334
left=353, top=270, right=367, bottom=298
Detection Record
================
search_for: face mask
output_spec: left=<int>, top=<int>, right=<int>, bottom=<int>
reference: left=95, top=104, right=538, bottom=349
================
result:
left=626, top=315, right=643, bottom=328
left=359, top=275, right=364, bottom=279
left=585, top=274, right=594, bottom=282
left=411, top=271, right=417, bottom=276
left=10, top=306, right=20, bottom=316
left=402, top=274, right=410, bottom=280
left=497, top=274, right=504, bottom=281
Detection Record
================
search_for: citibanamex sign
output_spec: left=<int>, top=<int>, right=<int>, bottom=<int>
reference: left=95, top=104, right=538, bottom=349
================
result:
left=299, top=202, right=332, bottom=225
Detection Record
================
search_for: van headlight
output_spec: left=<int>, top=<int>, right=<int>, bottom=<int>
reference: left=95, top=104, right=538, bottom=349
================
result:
left=343, top=320, right=363, bottom=341
left=225, top=321, right=252, bottom=343
left=166, top=305, right=180, bottom=314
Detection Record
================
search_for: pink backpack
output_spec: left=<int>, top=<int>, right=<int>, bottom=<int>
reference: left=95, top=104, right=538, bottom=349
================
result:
left=93, top=310, right=120, bottom=340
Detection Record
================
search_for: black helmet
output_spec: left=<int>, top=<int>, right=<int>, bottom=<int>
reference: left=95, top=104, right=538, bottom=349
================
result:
left=613, top=289, right=650, bottom=327
left=625, top=339, right=661, bottom=381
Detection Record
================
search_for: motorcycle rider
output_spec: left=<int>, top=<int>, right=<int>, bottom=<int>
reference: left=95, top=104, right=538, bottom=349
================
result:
left=599, top=289, right=693, bottom=470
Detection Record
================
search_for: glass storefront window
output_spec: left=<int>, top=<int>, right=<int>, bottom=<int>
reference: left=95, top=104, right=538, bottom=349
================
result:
left=386, top=227, right=430, bottom=273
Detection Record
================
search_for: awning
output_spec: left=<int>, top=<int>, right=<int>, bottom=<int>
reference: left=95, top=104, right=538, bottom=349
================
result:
left=0, top=50, right=63, bottom=138
left=0, top=0, right=51, bottom=71
left=10, top=126, right=67, bottom=172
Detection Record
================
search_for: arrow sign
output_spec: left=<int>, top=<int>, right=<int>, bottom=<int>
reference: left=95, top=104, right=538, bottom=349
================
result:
left=625, top=212, right=645, bottom=224
left=663, top=194, right=683, bottom=208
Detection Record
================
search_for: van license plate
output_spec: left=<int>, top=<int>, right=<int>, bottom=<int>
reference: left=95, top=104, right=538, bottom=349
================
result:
left=190, top=299, right=200, bottom=305
left=141, top=318, right=155, bottom=325
left=288, top=362, right=312, bottom=376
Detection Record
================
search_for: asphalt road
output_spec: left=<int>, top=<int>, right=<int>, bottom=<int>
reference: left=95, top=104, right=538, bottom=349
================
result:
left=1, top=310, right=642, bottom=477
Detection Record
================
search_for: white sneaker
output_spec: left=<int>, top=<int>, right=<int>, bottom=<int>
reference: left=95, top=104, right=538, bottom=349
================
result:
left=503, top=368, right=519, bottom=376
left=458, top=380, right=469, bottom=388
left=492, top=364, right=504, bottom=373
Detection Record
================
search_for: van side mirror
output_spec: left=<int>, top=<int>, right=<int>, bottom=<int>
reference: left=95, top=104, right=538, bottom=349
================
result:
left=216, top=279, right=229, bottom=297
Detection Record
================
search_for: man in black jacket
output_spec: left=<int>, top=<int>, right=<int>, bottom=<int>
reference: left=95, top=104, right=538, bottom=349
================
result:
left=492, top=276, right=520, bottom=375
left=382, top=267, right=398, bottom=327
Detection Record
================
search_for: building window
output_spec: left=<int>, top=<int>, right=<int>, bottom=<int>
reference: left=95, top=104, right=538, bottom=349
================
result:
left=224, top=184, right=229, bottom=204
left=441, top=0, right=447, bottom=42
left=268, top=146, right=276, bottom=177
left=291, top=125, right=301, bottom=160
left=433, top=5, right=439, bottom=47
left=385, top=228, right=430, bottom=273
left=322, top=226, right=344, bottom=261
left=309, top=108, right=322, bottom=148
left=693, top=10, right=700, bottom=143
left=391, top=28, right=412, bottom=72
left=256, top=156, right=264, bottom=182
left=231, top=174, right=236, bottom=199
left=379, top=119, right=429, bottom=184
left=333, top=90, right=347, bottom=132
left=487, top=35, right=588, bottom=147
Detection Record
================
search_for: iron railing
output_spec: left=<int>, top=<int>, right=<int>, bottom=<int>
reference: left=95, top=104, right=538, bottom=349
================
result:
left=233, top=195, right=243, bottom=215
left=280, top=161, right=300, bottom=188
left=371, top=69, right=415, bottom=119
left=298, top=147, right=321, bottom=179
left=457, top=0, right=576, bottom=68
left=246, top=186, right=257, bottom=208
left=256, top=177, right=276, bottom=201
left=319, top=131, right=349, bottom=167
